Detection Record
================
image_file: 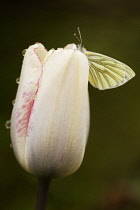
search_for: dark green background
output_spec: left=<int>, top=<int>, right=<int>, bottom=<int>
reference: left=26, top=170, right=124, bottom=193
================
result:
left=1, top=1, right=140, bottom=209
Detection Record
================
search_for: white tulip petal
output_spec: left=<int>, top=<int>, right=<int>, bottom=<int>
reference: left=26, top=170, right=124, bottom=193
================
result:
left=64, top=44, right=77, bottom=50
left=25, top=49, right=89, bottom=177
left=11, top=43, right=47, bottom=169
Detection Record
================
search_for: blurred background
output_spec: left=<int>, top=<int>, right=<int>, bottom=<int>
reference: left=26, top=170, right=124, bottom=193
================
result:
left=1, top=0, right=140, bottom=209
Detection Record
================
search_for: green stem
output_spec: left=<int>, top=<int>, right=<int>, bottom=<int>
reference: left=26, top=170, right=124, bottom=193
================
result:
left=35, top=177, right=51, bottom=210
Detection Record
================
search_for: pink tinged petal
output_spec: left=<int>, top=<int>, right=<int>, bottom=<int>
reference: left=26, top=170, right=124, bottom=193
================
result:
left=11, top=43, right=48, bottom=169
left=25, top=49, right=90, bottom=177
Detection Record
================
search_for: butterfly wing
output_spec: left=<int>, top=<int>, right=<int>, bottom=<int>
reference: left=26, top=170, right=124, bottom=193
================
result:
left=85, top=51, right=135, bottom=90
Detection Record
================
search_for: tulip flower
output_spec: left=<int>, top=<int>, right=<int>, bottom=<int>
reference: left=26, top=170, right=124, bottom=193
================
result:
left=10, top=41, right=135, bottom=210
left=11, top=43, right=90, bottom=177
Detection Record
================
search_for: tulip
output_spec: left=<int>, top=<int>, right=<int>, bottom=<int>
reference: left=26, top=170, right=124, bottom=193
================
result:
left=11, top=43, right=90, bottom=178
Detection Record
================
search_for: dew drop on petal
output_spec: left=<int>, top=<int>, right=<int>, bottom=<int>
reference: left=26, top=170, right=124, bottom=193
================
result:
left=22, top=49, right=26, bottom=56
left=12, top=99, right=15, bottom=105
left=5, top=120, right=11, bottom=129
left=16, top=78, right=20, bottom=84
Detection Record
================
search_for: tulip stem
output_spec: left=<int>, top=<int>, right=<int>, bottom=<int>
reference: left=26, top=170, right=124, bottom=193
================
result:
left=35, top=177, right=51, bottom=210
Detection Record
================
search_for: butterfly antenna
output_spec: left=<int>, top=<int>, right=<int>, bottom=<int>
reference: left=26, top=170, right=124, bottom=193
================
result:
left=74, top=27, right=83, bottom=46
left=74, top=33, right=80, bottom=43
left=77, top=27, right=82, bottom=46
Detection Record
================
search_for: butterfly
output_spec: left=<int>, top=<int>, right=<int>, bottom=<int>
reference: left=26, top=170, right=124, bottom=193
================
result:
left=75, top=28, right=135, bottom=90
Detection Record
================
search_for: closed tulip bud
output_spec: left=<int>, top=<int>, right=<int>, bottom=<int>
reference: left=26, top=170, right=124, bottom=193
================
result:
left=11, top=43, right=90, bottom=177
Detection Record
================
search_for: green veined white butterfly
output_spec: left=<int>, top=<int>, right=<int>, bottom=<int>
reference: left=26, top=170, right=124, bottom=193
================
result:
left=75, top=28, right=135, bottom=90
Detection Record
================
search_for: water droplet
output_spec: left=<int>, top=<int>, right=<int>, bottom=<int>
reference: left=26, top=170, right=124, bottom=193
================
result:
left=22, top=49, right=26, bottom=56
left=10, top=143, right=13, bottom=148
left=12, top=99, right=15, bottom=105
left=16, top=78, right=20, bottom=84
left=5, top=120, right=11, bottom=129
